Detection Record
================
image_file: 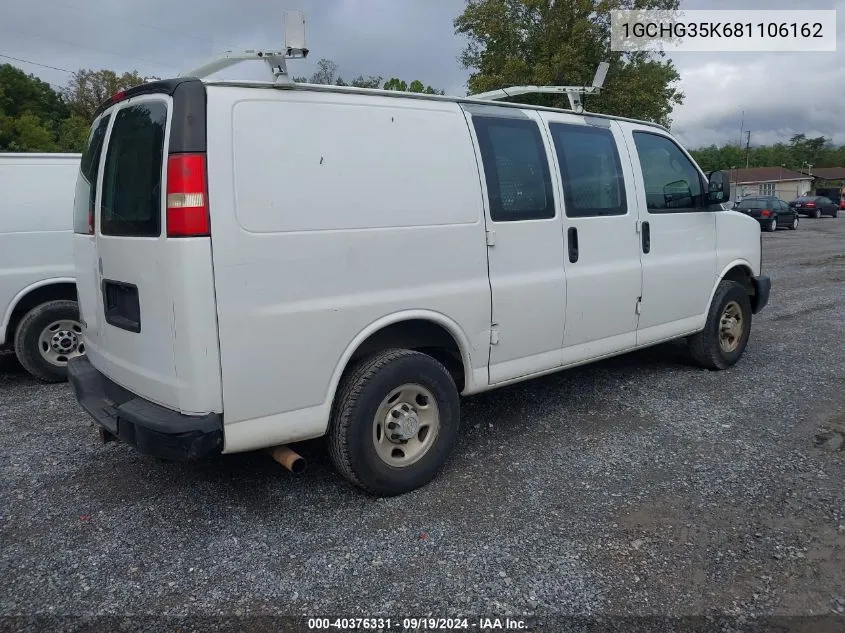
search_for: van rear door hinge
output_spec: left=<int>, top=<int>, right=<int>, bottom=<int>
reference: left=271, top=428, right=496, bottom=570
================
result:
left=490, top=324, right=500, bottom=345
left=635, top=220, right=642, bottom=234
left=486, top=230, right=496, bottom=246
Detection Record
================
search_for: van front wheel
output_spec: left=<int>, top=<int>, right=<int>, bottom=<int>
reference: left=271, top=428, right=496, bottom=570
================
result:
left=687, top=281, right=752, bottom=370
left=328, top=349, right=460, bottom=496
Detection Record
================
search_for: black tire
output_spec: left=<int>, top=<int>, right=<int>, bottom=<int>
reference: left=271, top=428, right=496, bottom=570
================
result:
left=812, top=208, right=821, bottom=219
left=687, top=281, right=752, bottom=371
left=328, top=349, right=460, bottom=496
left=832, top=209, right=839, bottom=218
left=789, top=215, right=799, bottom=230
left=766, top=218, right=777, bottom=232
left=13, top=300, right=83, bottom=383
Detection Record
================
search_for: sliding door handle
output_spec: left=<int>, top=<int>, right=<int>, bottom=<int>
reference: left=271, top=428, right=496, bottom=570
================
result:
left=567, top=227, right=579, bottom=263
left=641, top=221, right=651, bottom=254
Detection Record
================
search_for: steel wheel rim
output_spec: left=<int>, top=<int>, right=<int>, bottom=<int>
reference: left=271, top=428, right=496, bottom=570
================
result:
left=793, top=217, right=798, bottom=229
left=718, top=301, right=744, bottom=354
left=373, top=383, right=440, bottom=467
left=38, top=319, right=85, bottom=367
left=770, top=218, right=777, bottom=231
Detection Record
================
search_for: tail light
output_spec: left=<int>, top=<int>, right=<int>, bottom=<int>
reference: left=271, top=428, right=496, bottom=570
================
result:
left=166, top=153, right=210, bottom=237
left=805, top=202, right=816, bottom=207
left=761, top=209, right=771, bottom=217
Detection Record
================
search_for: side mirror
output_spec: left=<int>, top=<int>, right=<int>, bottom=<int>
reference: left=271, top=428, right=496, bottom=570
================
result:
left=706, top=169, right=730, bottom=205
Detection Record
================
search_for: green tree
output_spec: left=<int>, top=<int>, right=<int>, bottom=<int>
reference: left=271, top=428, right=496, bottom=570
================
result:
left=294, top=63, right=441, bottom=93
left=58, top=115, right=91, bottom=152
left=383, top=78, right=408, bottom=92
left=383, top=78, right=444, bottom=94
left=0, top=64, right=70, bottom=151
left=5, top=112, right=58, bottom=151
left=688, top=138, right=845, bottom=173
left=63, top=69, right=154, bottom=121
left=0, top=64, right=69, bottom=130
left=454, top=0, right=684, bottom=127
left=309, top=59, right=339, bottom=85
left=350, top=75, right=383, bottom=89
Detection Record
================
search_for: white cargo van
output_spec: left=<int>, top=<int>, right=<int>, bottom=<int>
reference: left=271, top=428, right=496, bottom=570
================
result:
left=67, top=77, right=770, bottom=496
left=0, top=153, right=85, bottom=382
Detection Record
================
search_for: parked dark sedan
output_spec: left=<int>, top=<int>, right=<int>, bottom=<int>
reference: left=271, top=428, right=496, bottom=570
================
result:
left=735, top=196, right=799, bottom=232
left=789, top=196, right=840, bottom=219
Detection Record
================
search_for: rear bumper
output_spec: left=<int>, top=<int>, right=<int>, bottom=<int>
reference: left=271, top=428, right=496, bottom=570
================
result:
left=751, top=275, right=771, bottom=314
left=67, top=356, right=223, bottom=461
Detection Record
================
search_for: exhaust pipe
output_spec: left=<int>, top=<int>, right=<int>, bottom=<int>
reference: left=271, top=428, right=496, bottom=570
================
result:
left=268, top=445, right=307, bottom=474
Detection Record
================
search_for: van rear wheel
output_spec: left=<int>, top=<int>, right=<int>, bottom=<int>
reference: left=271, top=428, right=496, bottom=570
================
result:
left=328, top=349, right=460, bottom=496
left=687, top=281, right=752, bottom=371
left=13, top=300, right=84, bottom=383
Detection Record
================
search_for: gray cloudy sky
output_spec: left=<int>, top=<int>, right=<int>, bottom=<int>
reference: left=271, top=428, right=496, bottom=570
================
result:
left=2, top=0, right=843, bottom=149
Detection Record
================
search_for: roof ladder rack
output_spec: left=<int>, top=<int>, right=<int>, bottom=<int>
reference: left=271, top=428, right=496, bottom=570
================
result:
left=472, top=62, right=609, bottom=113
left=179, top=10, right=308, bottom=84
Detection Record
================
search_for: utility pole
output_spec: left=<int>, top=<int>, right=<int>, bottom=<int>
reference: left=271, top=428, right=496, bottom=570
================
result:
left=744, top=131, right=751, bottom=169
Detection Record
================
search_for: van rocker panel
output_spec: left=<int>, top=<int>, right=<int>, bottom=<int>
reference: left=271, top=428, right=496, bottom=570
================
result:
left=67, top=356, right=223, bottom=461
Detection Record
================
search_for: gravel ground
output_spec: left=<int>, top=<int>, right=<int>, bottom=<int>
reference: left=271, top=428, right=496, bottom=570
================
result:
left=1, top=217, right=844, bottom=632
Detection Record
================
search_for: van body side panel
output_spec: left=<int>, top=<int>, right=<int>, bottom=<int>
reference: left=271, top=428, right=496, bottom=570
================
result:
left=538, top=115, right=642, bottom=361
left=617, top=122, right=718, bottom=345
left=0, top=155, right=79, bottom=344
left=461, top=107, right=567, bottom=385
left=205, top=87, right=491, bottom=440
left=715, top=212, right=762, bottom=278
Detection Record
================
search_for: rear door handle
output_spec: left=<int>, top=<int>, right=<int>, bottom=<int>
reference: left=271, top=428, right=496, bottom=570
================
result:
left=567, top=227, right=579, bottom=263
left=641, top=221, right=651, bottom=254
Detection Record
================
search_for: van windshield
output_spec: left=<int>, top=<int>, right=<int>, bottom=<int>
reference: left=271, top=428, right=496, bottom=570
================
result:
left=100, top=101, right=168, bottom=237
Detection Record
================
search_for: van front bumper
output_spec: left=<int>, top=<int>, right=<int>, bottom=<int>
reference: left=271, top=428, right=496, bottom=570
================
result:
left=751, top=275, right=771, bottom=314
left=67, top=356, right=223, bottom=461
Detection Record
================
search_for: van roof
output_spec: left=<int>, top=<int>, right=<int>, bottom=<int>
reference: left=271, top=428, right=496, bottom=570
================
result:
left=0, top=153, right=81, bottom=159
left=96, top=77, right=670, bottom=133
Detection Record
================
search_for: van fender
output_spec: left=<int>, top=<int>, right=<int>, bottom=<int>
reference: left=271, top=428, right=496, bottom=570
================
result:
left=325, top=309, right=478, bottom=409
left=704, top=259, right=755, bottom=316
left=0, top=277, right=76, bottom=344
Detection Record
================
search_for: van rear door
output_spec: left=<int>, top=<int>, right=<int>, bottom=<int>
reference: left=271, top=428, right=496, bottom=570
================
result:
left=74, top=80, right=222, bottom=415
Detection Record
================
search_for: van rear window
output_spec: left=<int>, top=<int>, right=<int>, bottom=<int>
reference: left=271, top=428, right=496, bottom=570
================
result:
left=72, top=113, right=110, bottom=234
left=100, top=101, right=168, bottom=237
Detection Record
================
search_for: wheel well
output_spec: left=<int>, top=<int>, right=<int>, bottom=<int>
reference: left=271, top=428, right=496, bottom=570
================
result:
left=722, top=265, right=755, bottom=300
left=5, top=283, right=77, bottom=344
left=346, top=319, right=466, bottom=391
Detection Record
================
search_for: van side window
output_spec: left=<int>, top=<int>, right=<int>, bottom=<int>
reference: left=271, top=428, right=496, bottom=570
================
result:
left=549, top=123, right=626, bottom=218
left=101, top=101, right=168, bottom=237
left=633, top=132, right=705, bottom=213
left=72, top=113, right=111, bottom=234
left=472, top=117, right=555, bottom=221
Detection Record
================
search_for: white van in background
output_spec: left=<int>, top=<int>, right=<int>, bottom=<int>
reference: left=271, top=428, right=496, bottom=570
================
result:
left=67, top=78, right=770, bottom=496
left=0, top=153, right=84, bottom=382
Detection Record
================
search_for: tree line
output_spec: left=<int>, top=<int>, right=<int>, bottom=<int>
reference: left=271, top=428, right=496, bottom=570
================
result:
left=294, top=58, right=444, bottom=94
left=11, top=0, right=837, bottom=161
left=0, top=64, right=157, bottom=152
left=0, top=59, right=443, bottom=153
left=689, top=135, right=845, bottom=173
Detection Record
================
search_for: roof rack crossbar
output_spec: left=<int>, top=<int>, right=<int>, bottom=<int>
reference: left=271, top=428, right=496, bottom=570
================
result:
left=471, top=62, right=609, bottom=114
left=179, top=10, right=308, bottom=84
